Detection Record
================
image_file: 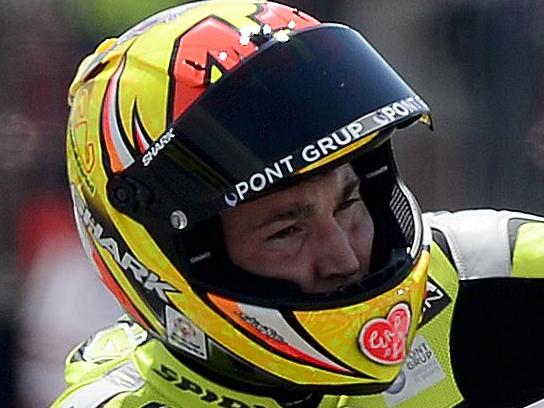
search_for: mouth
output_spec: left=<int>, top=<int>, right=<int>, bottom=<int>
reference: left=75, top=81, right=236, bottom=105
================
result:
left=309, top=272, right=365, bottom=295
left=335, top=275, right=364, bottom=292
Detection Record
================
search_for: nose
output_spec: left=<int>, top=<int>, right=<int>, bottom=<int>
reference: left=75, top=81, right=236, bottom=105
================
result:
left=313, top=217, right=361, bottom=280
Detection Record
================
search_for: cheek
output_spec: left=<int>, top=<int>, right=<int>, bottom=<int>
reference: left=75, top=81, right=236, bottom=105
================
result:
left=251, top=248, right=310, bottom=281
left=222, top=212, right=311, bottom=284
left=350, top=210, right=375, bottom=262
left=227, top=236, right=309, bottom=282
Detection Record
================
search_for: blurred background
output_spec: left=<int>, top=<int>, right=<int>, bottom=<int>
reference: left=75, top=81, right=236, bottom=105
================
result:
left=1, top=0, right=543, bottom=406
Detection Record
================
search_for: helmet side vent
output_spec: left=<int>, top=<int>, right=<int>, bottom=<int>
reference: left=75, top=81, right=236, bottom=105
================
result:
left=390, top=183, right=415, bottom=247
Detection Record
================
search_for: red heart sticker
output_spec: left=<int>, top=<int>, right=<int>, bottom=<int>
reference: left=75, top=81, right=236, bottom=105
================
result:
left=359, top=303, right=411, bottom=365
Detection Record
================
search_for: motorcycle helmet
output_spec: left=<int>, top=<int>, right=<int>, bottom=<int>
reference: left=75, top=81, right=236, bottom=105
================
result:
left=67, top=0, right=432, bottom=395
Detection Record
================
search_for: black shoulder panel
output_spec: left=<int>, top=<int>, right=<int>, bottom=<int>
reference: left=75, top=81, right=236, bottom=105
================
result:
left=450, top=278, right=544, bottom=407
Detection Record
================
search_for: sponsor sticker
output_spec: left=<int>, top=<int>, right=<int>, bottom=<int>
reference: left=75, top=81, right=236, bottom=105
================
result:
left=142, top=128, right=176, bottom=167
left=420, top=278, right=451, bottom=326
left=383, top=335, right=446, bottom=407
left=359, top=303, right=411, bottom=365
left=166, top=306, right=208, bottom=360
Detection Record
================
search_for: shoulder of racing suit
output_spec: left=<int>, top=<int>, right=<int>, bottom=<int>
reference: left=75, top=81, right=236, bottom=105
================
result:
left=425, top=209, right=544, bottom=408
left=344, top=209, right=544, bottom=408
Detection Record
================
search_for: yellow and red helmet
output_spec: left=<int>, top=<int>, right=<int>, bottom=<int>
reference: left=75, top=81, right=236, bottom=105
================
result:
left=67, top=0, right=432, bottom=396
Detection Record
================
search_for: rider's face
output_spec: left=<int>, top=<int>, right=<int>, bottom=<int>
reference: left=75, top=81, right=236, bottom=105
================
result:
left=221, top=164, right=374, bottom=294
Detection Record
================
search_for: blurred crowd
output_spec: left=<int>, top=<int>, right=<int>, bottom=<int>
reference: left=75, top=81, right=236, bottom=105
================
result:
left=0, top=1, right=543, bottom=406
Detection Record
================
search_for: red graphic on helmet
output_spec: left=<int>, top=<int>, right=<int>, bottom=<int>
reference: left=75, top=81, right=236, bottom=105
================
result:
left=254, top=2, right=318, bottom=30
left=359, top=303, right=411, bottom=365
left=169, top=17, right=258, bottom=121
left=169, top=3, right=318, bottom=122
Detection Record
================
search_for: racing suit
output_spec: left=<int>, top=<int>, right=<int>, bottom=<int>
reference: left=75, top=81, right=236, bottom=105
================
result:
left=51, top=210, right=544, bottom=408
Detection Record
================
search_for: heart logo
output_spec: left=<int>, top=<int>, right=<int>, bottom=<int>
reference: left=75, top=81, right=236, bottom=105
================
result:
left=359, top=303, right=411, bottom=365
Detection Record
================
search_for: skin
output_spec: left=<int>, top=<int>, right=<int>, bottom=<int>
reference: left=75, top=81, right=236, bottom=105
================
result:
left=221, top=164, right=374, bottom=294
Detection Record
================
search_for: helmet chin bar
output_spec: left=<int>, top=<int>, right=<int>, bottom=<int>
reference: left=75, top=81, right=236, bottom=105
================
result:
left=164, top=327, right=401, bottom=397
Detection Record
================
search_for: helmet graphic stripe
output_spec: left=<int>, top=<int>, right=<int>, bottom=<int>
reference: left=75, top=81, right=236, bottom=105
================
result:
left=208, top=295, right=360, bottom=375
left=237, top=303, right=355, bottom=374
left=132, top=102, right=152, bottom=153
left=71, top=185, right=164, bottom=335
left=92, top=249, right=151, bottom=331
left=101, top=55, right=136, bottom=172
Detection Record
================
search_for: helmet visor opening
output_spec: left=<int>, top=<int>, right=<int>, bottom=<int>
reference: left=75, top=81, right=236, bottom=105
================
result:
left=172, top=143, right=422, bottom=309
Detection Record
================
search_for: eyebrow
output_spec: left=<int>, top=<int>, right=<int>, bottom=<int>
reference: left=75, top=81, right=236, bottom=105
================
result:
left=340, top=178, right=361, bottom=203
left=255, top=176, right=361, bottom=229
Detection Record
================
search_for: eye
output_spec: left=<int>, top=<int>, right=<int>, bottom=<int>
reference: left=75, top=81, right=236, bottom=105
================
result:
left=267, top=225, right=300, bottom=241
left=335, top=197, right=362, bottom=213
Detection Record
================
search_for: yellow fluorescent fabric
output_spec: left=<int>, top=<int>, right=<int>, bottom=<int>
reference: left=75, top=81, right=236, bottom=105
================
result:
left=512, top=222, right=544, bottom=278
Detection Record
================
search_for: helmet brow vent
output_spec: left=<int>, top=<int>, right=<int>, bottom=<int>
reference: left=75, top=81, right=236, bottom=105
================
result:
left=390, top=184, right=415, bottom=246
